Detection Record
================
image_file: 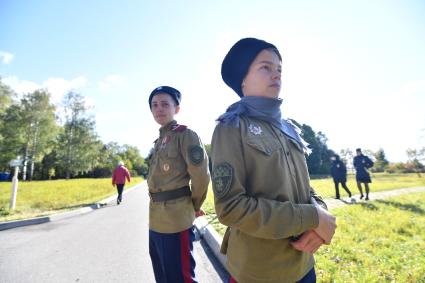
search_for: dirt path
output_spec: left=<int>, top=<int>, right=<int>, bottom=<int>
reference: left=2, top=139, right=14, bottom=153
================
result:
left=324, top=186, right=425, bottom=209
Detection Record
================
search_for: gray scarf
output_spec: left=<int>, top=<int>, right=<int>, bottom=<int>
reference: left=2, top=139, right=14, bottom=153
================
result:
left=217, top=96, right=309, bottom=153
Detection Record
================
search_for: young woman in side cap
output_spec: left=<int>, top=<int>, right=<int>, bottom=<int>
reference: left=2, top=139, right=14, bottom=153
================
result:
left=147, top=86, right=210, bottom=283
left=211, top=38, right=337, bottom=283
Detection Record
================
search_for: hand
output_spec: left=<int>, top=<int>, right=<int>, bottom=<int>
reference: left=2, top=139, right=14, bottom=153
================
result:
left=195, top=209, right=205, bottom=218
left=290, top=230, right=324, bottom=254
left=314, top=205, right=337, bottom=244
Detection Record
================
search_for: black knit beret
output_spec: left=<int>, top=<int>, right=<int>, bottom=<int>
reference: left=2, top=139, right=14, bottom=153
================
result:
left=149, top=86, right=181, bottom=109
left=221, top=38, right=281, bottom=97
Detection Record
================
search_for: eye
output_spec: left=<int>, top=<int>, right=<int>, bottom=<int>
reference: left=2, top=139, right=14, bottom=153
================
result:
left=261, top=65, right=271, bottom=71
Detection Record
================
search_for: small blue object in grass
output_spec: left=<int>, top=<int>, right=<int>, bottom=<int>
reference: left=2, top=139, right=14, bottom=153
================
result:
left=0, top=172, right=11, bottom=181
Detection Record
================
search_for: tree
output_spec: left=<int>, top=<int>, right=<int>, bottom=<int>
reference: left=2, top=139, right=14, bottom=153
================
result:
left=0, top=79, right=18, bottom=168
left=56, top=92, right=101, bottom=179
left=0, top=104, right=26, bottom=171
left=406, top=148, right=425, bottom=177
left=0, top=78, right=16, bottom=116
left=339, top=148, right=354, bottom=173
left=119, top=144, right=146, bottom=176
left=372, top=148, right=389, bottom=173
left=19, top=90, right=58, bottom=180
left=290, top=120, right=334, bottom=175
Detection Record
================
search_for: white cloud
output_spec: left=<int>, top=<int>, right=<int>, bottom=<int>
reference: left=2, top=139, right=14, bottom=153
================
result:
left=0, top=51, right=14, bottom=64
left=398, top=80, right=425, bottom=98
left=2, top=76, right=39, bottom=94
left=42, top=76, right=87, bottom=103
left=84, top=96, right=96, bottom=108
left=97, top=75, right=125, bottom=92
left=2, top=75, right=87, bottom=104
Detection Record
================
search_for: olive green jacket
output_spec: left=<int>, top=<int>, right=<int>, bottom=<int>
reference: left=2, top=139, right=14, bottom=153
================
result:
left=211, top=116, right=326, bottom=283
left=148, top=120, right=210, bottom=233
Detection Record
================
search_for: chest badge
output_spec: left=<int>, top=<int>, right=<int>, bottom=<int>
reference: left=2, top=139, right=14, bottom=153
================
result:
left=160, top=135, right=171, bottom=150
left=163, top=163, right=170, bottom=172
left=248, top=124, right=263, bottom=135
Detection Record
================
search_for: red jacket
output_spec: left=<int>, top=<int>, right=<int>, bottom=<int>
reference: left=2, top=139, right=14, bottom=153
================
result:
left=112, top=166, right=131, bottom=185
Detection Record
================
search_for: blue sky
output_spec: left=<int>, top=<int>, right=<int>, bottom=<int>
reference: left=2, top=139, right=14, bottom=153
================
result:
left=1, top=0, right=424, bottom=162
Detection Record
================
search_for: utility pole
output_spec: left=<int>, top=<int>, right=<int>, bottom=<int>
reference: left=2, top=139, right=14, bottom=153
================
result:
left=9, top=157, right=23, bottom=210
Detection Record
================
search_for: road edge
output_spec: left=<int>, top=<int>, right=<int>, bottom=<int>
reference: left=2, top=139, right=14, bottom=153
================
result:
left=0, top=182, right=145, bottom=231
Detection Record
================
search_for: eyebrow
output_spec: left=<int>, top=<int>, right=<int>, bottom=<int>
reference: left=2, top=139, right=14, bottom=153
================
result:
left=257, top=60, right=281, bottom=66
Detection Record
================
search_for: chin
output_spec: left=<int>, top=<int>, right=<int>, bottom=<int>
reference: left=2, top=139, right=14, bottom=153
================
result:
left=155, top=118, right=164, bottom=125
left=267, top=93, right=280, bottom=99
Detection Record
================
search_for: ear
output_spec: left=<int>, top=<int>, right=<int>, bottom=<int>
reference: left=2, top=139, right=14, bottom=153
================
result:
left=175, top=105, right=180, bottom=114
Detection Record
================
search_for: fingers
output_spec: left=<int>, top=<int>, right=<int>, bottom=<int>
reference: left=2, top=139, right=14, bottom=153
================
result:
left=290, top=230, right=324, bottom=254
left=195, top=209, right=205, bottom=218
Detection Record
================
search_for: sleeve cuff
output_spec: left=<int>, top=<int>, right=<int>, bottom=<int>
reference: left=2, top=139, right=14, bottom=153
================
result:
left=298, top=204, right=319, bottom=232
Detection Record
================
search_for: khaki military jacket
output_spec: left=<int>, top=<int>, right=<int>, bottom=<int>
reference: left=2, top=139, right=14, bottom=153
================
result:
left=211, top=116, right=327, bottom=283
left=148, top=120, right=210, bottom=233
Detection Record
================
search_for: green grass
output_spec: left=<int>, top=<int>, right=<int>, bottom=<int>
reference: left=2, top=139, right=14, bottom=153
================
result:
left=203, top=173, right=425, bottom=234
left=0, top=177, right=143, bottom=221
left=315, top=192, right=425, bottom=282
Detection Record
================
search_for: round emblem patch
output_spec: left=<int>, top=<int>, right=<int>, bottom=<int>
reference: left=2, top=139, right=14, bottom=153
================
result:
left=188, top=145, right=204, bottom=166
left=212, top=162, right=234, bottom=199
left=163, top=163, right=170, bottom=172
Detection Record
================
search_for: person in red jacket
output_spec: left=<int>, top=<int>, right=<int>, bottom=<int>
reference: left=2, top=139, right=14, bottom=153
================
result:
left=112, top=161, right=131, bottom=205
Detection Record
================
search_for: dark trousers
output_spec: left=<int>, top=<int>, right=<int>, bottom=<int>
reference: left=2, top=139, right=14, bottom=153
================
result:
left=334, top=181, right=351, bottom=198
left=149, top=227, right=197, bottom=283
left=229, top=267, right=316, bottom=283
left=116, top=184, right=124, bottom=201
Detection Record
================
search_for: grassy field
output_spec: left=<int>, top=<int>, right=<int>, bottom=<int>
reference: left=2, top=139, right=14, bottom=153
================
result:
left=203, top=173, right=425, bottom=235
left=315, top=192, right=425, bottom=282
left=0, top=177, right=143, bottom=221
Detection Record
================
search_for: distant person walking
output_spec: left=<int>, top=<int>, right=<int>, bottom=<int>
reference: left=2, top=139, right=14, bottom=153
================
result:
left=330, top=154, right=352, bottom=199
left=353, top=148, right=374, bottom=200
left=112, top=161, right=131, bottom=205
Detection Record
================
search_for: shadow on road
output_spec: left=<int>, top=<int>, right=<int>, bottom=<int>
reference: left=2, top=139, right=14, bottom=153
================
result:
left=195, top=237, right=230, bottom=282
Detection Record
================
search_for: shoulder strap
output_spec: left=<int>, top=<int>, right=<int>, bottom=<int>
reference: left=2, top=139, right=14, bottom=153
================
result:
left=171, top=124, right=187, bottom=133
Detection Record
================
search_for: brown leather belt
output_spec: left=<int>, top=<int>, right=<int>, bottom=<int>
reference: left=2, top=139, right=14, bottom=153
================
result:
left=149, top=186, right=191, bottom=202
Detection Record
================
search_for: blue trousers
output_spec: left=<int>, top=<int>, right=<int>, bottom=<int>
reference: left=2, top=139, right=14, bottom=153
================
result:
left=149, top=227, right=198, bottom=283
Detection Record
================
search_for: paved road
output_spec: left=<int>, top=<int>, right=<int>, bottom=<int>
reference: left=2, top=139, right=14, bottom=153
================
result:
left=0, top=184, right=228, bottom=283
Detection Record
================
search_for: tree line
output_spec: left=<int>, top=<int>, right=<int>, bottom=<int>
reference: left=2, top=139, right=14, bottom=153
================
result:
left=1, top=78, right=423, bottom=180
left=0, top=79, right=148, bottom=180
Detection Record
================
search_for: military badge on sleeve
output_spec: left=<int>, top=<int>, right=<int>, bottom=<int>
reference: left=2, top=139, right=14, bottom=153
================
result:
left=188, top=145, right=204, bottom=166
left=212, top=162, right=233, bottom=199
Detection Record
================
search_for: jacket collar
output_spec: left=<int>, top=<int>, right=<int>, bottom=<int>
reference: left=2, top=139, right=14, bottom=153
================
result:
left=159, top=120, right=177, bottom=135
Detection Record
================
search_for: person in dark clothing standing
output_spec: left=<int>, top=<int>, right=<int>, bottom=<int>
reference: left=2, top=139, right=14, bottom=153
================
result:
left=353, top=148, right=374, bottom=200
left=330, top=154, right=352, bottom=199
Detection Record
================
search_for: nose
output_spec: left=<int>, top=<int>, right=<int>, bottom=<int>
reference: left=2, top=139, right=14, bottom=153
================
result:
left=154, top=105, right=164, bottom=113
left=272, top=70, right=281, bottom=80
